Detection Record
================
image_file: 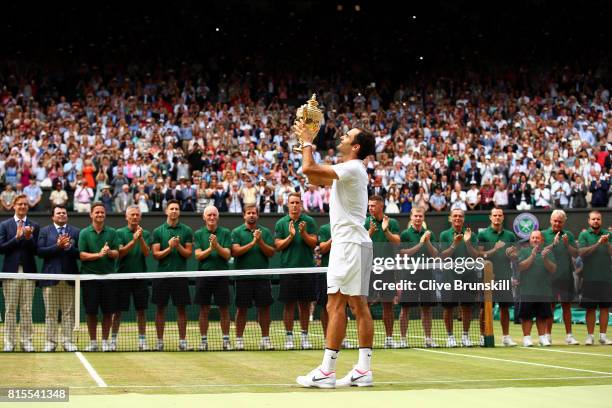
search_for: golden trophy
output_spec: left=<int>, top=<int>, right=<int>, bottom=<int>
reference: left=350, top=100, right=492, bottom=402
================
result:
left=292, top=94, right=324, bottom=153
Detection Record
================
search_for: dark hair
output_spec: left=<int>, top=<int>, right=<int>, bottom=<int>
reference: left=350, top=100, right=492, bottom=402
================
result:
left=352, top=128, right=376, bottom=160
left=288, top=192, right=302, bottom=201
left=166, top=199, right=181, bottom=208
left=90, top=202, right=105, bottom=212
left=368, top=195, right=384, bottom=203
left=51, top=204, right=67, bottom=216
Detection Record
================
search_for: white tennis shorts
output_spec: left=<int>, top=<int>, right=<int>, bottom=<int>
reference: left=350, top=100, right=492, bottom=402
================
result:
left=327, top=242, right=373, bottom=296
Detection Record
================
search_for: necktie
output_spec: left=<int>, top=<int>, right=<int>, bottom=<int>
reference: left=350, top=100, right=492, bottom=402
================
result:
left=18, top=219, right=24, bottom=229
left=58, top=226, right=65, bottom=236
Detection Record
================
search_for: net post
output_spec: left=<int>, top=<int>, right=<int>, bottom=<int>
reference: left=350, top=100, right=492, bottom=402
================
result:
left=482, top=260, right=495, bottom=347
left=73, top=276, right=81, bottom=337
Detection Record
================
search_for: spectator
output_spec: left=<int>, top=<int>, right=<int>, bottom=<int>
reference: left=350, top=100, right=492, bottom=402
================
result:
left=479, top=179, right=495, bottom=210
left=115, top=184, right=135, bottom=213
left=589, top=173, right=609, bottom=208
left=259, top=186, right=277, bottom=214
left=413, top=185, right=430, bottom=212
left=0, top=184, right=16, bottom=211
left=303, top=185, right=324, bottom=213
left=73, top=180, right=94, bottom=213
left=533, top=181, right=552, bottom=209
left=493, top=182, right=509, bottom=209
left=450, top=183, right=467, bottom=211
left=227, top=182, right=243, bottom=213
left=570, top=175, right=588, bottom=208
left=180, top=177, right=197, bottom=212
left=551, top=173, right=571, bottom=209
left=99, top=186, right=114, bottom=213
left=23, top=176, right=42, bottom=211
left=466, top=181, right=481, bottom=211
left=49, top=181, right=69, bottom=208
left=515, top=173, right=533, bottom=211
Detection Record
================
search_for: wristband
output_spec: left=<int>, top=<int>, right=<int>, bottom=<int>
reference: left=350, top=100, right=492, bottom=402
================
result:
left=303, top=142, right=315, bottom=149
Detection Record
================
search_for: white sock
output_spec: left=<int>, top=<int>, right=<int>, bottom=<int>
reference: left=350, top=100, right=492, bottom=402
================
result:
left=321, top=348, right=339, bottom=373
left=357, top=347, right=372, bottom=372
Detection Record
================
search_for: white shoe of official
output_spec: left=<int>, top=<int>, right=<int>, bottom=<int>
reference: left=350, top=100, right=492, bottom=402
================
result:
left=179, top=340, right=192, bottom=351
left=479, top=335, right=485, bottom=347
left=138, top=340, right=148, bottom=351
left=565, top=334, right=580, bottom=345
left=546, top=334, right=552, bottom=344
left=43, top=341, right=56, bottom=352
left=522, top=336, right=533, bottom=347
left=461, top=334, right=473, bottom=347
left=85, top=341, right=99, bottom=352
left=301, top=335, right=313, bottom=350
left=260, top=337, right=274, bottom=350
left=3, top=342, right=14, bottom=352
left=21, top=341, right=34, bottom=352
left=235, top=338, right=245, bottom=351
left=539, top=335, right=551, bottom=347
left=155, top=340, right=164, bottom=351
left=110, top=340, right=117, bottom=351
left=199, top=341, right=209, bottom=351
left=101, top=340, right=110, bottom=352
left=341, top=339, right=354, bottom=349
left=425, top=337, right=438, bottom=348
left=446, top=335, right=458, bottom=348
left=399, top=338, right=408, bottom=348
left=502, top=335, right=517, bottom=347
left=296, top=366, right=336, bottom=389
left=384, top=337, right=399, bottom=349
left=585, top=335, right=595, bottom=346
left=336, top=366, right=373, bottom=388
left=63, top=342, right=77, bottom=352
left=223, top=339, right=233, bottom=351
left=285, top=336, right=295, bottom=350
left=599, top=334, right=612, bottom=345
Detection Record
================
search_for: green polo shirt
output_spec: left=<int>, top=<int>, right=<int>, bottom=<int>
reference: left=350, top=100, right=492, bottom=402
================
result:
left=578, top=228, right=612, bottom=283
left=541, top=227, right=576, bottom=282
left=231, top=224, right=274, bottom=280
left=477, top=226, right=517, bottom=280
left=400, top=226, right=437, bottom=254
left=116, top=226, right=152, bottom=274
left=439, top=226, right=479, bottom=281
left=318, top=223, right=331, bottom=267
left=78, top=225, right=118, bottom=275
left=152, top=222, right=194, bottom=272
left=365, top=215, right=400, bottom=243
left=194, top=226, right=232, bottom=271
left=518, top=247, right=554, bottom=297
left=275, top=214, right=317, bottom=268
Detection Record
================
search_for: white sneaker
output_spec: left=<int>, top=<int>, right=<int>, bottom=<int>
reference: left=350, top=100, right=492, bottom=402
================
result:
left=585, top=335, right=595, bottom=346
left=425, top=337, right=438, bottom=348
left=336, top=366, right=373, bottom=387
left=546, top=334, right=552, bottom=344
left=461, top=334, right=473, bottom=347
left=3, top=342, right=14, bottom=352
left=446, top=335, right=458, bottom=348
left=223, top=339, right=233, bottom=351
left=399, top=338, right=408, bottom=348
left=21, top=341, right=34, bottom=352
left=502, top=335, right=517, bottom=347
left=63, top=342, right=77, bottom=352
left=43, top=341, right=56, bottom=352
left=179, top=340, right=191, bottom=351
left=235, top=338, right=245, bottom=351
left=260, top=337, right=274, bottom=350
left=285, top=336, right=295, bottom=350
left=101, top=340, right=110, bottom=352
left=539, top=335, right=551, bottom=347
left=565, top=334, right=580, bottom=345
left=523, top=336, right=533, bottom=347
left=479, top=335, right=485, bottom=347
left=85, top=341, right=99, bottom=352
left=384, top=337, right=399, bottom=349
left=199, top=341, right=209, bottom=351
left=138, top=339, right=148, bottom=351
left=341, top=339, right=354, bottom=349
left=110, top=340, right=117, bottom=351
left=599, top=334, right=612, bottom=345
left=296, top=366, right=336, bottom=389
left=156, top=340, right=164, bottom=351
left=301, top=335, right=313, bottom=350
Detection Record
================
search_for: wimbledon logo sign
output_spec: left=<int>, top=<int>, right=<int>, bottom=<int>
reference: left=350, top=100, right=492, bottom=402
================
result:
left=513, top=213, right=539, bottom=240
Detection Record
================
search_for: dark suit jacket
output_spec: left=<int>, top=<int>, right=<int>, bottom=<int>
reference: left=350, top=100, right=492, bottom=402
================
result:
left=0, top=217, right=39, bottom=273
left=36, top=224, right=81, bottom=287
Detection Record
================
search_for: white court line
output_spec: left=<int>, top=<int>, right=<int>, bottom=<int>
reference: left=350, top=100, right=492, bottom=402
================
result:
left=414, top=348, right=612, bottom=375
left=520, top=347, right=612, bottom=358
left=68, top=374, right=612, bottom=389
left=75, top=352, right=108, bottom=388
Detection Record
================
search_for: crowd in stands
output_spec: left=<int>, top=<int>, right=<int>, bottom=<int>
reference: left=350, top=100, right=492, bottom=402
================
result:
left=0, top=63, right=611, bottom=214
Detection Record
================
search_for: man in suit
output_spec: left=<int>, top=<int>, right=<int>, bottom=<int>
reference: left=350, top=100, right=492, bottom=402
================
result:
left=0, top=194, right=40, bottom=352
left=37, top=205, right=80, bottom=352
